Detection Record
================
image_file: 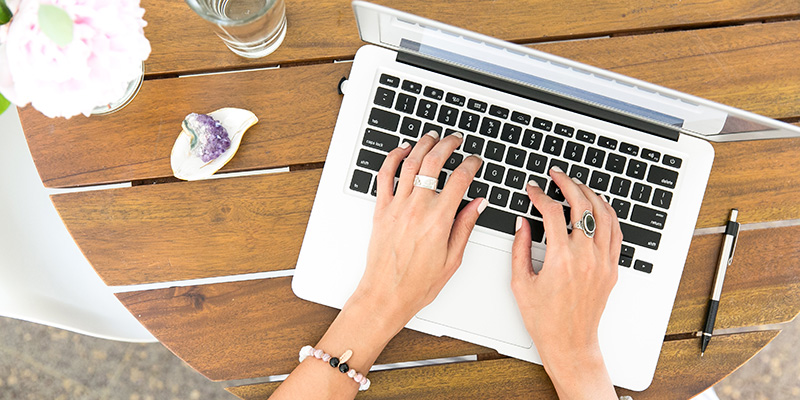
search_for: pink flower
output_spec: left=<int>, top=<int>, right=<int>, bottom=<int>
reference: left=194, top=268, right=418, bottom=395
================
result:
left=0, top=0, right=151, bottom=118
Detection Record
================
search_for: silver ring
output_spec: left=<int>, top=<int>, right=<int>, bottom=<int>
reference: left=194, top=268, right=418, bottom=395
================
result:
left=573, top=210, right=596, bottom=238
left=413, top=175, right=438, bottom=191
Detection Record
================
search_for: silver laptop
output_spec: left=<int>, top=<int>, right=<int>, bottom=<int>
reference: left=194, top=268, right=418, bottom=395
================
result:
left=293, top=1, right=800, bottom=391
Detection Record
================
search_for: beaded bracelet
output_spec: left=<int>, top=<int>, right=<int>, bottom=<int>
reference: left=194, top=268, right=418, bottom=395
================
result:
left=299, top=345, right=371, bottom=391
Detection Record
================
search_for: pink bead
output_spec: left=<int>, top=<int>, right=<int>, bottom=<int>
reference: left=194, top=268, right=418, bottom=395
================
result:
left=347, top=369, right=356, bottom=378
left=313, top=349, right=324, bottom=359
left=322, top=353, right=331, bottom=362
left=360, top=376, right=368, bottom=385
left=354, top=373, right=363, bottom=382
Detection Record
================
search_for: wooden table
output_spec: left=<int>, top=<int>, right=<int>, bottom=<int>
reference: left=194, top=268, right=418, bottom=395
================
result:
left=17, top=1, right=800, bottom=398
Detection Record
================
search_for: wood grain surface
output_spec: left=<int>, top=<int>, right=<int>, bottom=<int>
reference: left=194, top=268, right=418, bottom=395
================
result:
left=116, top=223, right=800, bottom=381
left=225, top=331, right=779, bottom=399
left=22, top=20, right=800, bottom=188
left=142, top=0, right=800, bottom=76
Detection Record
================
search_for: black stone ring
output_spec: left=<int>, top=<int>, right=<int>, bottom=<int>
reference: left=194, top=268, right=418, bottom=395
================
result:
left=573, top=210, right=596, bottom=239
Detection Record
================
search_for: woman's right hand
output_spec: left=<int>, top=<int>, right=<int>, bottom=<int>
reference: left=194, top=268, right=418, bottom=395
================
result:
left=510, top=167, right=621, bottom=400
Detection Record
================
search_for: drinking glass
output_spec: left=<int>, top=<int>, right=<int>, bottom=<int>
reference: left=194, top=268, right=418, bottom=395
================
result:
left=185, top=0, right=287, bottom=59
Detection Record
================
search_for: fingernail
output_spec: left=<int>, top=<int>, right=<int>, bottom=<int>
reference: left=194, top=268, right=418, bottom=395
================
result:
left=515, top=216, right=523, bottom=232
left=451, top=131, right=464, bottom=139
left=470, top=153, right=483, bottom=163
left=477, top=198, right=488, bottom=214
left=426, top=130, right=440, bottom=140
left=550, top=166, right=563, bottom=173
left=571, top=177, right=583, bottom=185
left=399, top=141, right=411, bottom=149
left=527, top=180, right=541, bottom=190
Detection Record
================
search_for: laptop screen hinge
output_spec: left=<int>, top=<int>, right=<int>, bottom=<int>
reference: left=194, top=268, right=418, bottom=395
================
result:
left=396, top=52, right=680, bottom=142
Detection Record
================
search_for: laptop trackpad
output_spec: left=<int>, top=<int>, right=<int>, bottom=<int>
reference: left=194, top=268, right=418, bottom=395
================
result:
left=415, top=242, right=535, bottom=348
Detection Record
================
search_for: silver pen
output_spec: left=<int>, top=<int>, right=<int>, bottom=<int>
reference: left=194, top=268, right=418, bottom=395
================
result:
left=701, top=209, right=740, bottom=356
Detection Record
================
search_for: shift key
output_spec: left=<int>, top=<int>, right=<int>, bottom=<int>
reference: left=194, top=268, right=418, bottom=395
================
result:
left=620, top=222, right=661, bottom=250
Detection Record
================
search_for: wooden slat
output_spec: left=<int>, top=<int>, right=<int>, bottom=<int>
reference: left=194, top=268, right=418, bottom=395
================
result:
left=21, top=20, right=800, bottom=188
left=141, top=0, right=800, bottom=76
left=225, top=331, right=779, bottom=399
left=116, top=223, right=800, bottom=381
left=52, top=135, right=800, bottom=286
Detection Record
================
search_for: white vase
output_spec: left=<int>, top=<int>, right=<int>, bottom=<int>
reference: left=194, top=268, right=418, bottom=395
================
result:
left=90, top=62, right=145, bottom=116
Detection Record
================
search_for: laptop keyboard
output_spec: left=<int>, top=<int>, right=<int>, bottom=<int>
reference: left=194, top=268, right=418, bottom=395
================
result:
left=349, top=72, right=684, bottom=275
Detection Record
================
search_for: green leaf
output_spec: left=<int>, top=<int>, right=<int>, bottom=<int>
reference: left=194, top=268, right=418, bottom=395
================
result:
left=0, top=92, right=10, bottom=115
left=0, top=0, right=11, bottom=25
left=38, top=4, right=73, bottom=47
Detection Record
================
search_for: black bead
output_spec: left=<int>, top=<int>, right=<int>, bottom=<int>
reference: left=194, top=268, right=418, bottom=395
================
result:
left=338, top=363, right=349, bottom=373
left=329, top=357, right=339, bottom=368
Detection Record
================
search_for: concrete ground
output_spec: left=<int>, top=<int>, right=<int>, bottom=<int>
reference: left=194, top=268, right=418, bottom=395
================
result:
left=1, top=315, right=798, bottom=399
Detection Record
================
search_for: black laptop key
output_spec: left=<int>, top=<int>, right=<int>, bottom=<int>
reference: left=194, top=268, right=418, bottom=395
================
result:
left=423, top=86, right=444, bottom=100
left=464, top=135, right=485, bottom=155
left=485, top=141, right=506, bottom=161
left=363, top=129, right=400, bottom=152
left=576, top=130, right=596, bottom=144
left=476, top=206, right=517, bottom=235
left=547, top=180, right=565, bottom=202
left=563, top=205, right=571, bottom=224
left=528, top=175, right=547, bottom=190
left=527, top=218, right=546, bottom=242
left=652, top=188, right=673, bottom=209
left=370, top=176, right=378, bottom=197
left=468, top=99, right=488, bottom=113
left=505, top=168, right=527, bottom=190
left=445, top=92, right=466, bottom=106
left=458, top=110, right=480, bottom=132
left=543, top=135, right=564, bottom=156
left=633, top=260, right=654, bottom=273
left=532, top=117, right=553, bottom=131
left=416, top=99, right=438, bottom=120
left=423, top=123, right=443, bottom=137
left=467, top=181, right=489, bottom=199
left=647, top=165, right=678, bottom=189
left=621, top=244, right=635, bottom=258
left=631, top=182, right=652, bottom=203
left=589, top=170, right=610, bottom=191
left=401, top=80, right=422, bottom=94
left=526, top=153, right=547, bottom=173
left=501, top=123, right=523, bottom=144
left=489, top=105, right=509, bottom=119
left=642, top=149, right=660, bottom=162
left=489, top=186, right=511, bottom=207
left=506, top=147, right=526, bottom=168
left=350, top=169, right=372, bottom=193
left=479, top=117, right=501, bottom=138
left=620, top=222, right=661, bottom=250
left=663, top=154, right=682, bottom=169
left=444, top=152, right=464, bottom=171
left=564, top=141, right=585, bottom=162
left=631, top=205, right=667, bottom=230
left=584, top=147, right=605, bottom=168
left=549, top=159, right=569, bottom=176
left=611, top=198, right=631, bottom=219
left=484, top=163, right=505, bottom=184
left=522, top=129, right=543, bottom=150
left=511, top=111, right=531, bottom=126
left=379, top=73, right=400, bottom=88
left=399, top=116, right=422, bottom=138
left=368, top=108, right=400, bottom=131
left=510, top=192, right=531, bottom=213
left=374, top=87, right=396, bottom=108
left=554, top=123, right=575, bottom=138
left=569, top=165, right=590, bottom=184
left=356, top=149, right=386, bottom=172
left=610, top=176, right=632, bottom=197
left=395, top=93, right=416, bottom=114
left=598, top=136, right=617, bottom=150
left=437, top=171, right=447, bottom=190
left=618, top=255, right=632, bottom=268
left=437, top=105, right=459, bottom=126
left=605, top=153, right=626, bottom=174
left=626, top=159, right=647, bottom=180
left=620, top=142, right=639, bottom=156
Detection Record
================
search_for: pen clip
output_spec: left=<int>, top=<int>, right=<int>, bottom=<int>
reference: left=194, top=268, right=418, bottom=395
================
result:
left=727, top=223, right=740, bottom=266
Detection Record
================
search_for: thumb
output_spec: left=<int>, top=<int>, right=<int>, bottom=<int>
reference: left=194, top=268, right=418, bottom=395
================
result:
left=511, top=216, right=535, bottom=284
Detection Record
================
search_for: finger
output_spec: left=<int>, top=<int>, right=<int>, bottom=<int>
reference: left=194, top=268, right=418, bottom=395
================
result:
left=527, top=181, right=568, bottom=248
left=445, top=197, right=488, bottom=271
left=575, top=183, right=613, bottom=247
left=376, top=141, right=412, bottom=209
left=605, top=200, right=623, bottom=267
left=396, top=130, right=440, bottom=198
left=439, top=154, right=483, bottom=214
left=416, top=131, right=464, bottom=179
left=511, top=216, right=536, bottom=286
left=548, top=166, right=593, bottom=237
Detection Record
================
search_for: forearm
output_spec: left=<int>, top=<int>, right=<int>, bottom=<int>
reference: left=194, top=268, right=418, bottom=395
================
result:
left=270, top=291, right=404, bottom=400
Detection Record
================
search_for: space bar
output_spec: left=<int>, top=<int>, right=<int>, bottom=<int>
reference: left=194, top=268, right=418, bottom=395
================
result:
left=476, top=205, right=517, bottom=235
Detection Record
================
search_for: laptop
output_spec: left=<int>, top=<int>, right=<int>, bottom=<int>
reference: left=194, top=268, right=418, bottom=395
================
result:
left=293, top=1, right=800, bottom=391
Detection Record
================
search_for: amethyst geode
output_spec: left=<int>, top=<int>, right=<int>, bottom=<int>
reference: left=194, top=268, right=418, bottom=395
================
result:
left=182, top=113, right=232, bottom=162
